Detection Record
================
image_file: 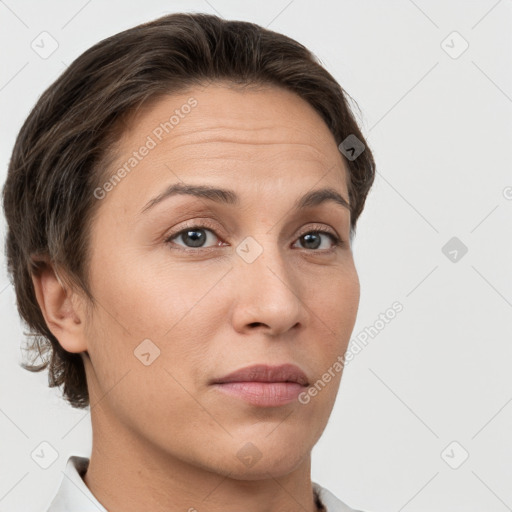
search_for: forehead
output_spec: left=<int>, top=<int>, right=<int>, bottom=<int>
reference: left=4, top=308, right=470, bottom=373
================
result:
left=101, top=82, right=349, bottom=212
left=119, top=82, right=339, bottom=148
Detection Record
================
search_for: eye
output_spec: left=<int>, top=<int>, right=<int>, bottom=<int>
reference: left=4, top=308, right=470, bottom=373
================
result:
left=166, top=225, right=222, bottom=249
left=292, top=230, right=342, bottom=251
left=164, top=223, right=343, bottom=252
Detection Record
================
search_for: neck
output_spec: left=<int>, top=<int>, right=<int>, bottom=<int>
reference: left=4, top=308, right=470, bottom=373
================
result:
left=83, top=404, right=320, bottom=512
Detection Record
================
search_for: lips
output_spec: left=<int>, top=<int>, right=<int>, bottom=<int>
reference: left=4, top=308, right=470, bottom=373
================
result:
left=212, top=363, right=309, bottom=386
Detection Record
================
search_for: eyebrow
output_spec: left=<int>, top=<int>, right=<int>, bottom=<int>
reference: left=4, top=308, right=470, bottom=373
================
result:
left=140, top=183, right=351, bottom=215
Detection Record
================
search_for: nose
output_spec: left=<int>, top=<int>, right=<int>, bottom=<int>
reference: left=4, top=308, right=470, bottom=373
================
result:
left=230, top=241, right=307, bottom=337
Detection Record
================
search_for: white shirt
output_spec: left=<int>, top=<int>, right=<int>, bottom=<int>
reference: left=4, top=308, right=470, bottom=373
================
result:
left=46, top=455, right=363, bottom=512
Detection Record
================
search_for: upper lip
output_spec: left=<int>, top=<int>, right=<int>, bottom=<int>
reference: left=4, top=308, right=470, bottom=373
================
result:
left=212, top=364, right=309, bottom=386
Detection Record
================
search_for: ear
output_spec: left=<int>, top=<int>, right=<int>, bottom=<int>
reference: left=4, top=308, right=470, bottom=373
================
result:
left=31, top=258, right=88, bottom=354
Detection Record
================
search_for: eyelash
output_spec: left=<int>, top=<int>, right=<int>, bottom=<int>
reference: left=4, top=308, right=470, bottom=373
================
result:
left=164, top=220, right=344, bottom=253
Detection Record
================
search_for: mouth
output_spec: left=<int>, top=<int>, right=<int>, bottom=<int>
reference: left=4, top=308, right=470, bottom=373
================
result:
left=210, top=364, right=309, bottom=407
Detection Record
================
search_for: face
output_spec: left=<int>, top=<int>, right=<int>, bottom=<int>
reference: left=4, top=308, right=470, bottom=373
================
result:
left=80, top=82, right=360, bottom=479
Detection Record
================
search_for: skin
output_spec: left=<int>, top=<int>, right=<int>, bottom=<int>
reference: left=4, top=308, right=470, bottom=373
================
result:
left=32, top=82, right=360, bottom=512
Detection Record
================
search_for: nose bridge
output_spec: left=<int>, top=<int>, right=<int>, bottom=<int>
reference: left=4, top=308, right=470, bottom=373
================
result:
left=232, top=232, right=305, bottom=333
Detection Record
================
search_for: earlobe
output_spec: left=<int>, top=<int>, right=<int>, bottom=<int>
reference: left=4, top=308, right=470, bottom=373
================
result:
left=31, top=260, right=88, bottom=354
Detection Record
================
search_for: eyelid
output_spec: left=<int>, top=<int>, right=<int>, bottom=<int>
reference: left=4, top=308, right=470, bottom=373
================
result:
left=294, top=224, right=345, bottom=250
left=164, top=220, right=345, bottom=250
left=296, top=223, right=339, bottom=239
left=165, top=219, right=344, bottom=243
left=165, top=218, right=223, bottom=241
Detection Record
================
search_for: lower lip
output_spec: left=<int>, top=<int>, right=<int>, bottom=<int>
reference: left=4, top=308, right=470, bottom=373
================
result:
left=213, top=382, right=305, bottom=407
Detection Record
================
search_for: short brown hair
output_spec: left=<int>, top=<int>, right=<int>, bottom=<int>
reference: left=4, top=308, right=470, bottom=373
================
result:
left=2, top=12, right=376, bottom=409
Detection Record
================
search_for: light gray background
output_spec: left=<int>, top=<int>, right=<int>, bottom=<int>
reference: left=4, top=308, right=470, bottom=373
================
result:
left=1, top=1, right=511, bottom=511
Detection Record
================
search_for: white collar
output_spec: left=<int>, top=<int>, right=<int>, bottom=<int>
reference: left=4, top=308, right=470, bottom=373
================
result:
left=46, top=455, right=107, bottom=511
left=312, top=481, right=364, bottom=512
left=46, top=455, right=361, bottom=512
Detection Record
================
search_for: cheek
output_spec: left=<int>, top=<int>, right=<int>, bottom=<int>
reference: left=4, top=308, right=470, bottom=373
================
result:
left=309, top=265, right=360, bottom=343
left=83, top=264, right=218, bottom=436
left=85, top=253, right=228, bottom=389
left=91, top=248, right=211, bottom=336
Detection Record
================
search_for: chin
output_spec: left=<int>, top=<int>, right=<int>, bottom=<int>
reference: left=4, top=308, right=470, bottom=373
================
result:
left=213, top=441, right=310, bottom=481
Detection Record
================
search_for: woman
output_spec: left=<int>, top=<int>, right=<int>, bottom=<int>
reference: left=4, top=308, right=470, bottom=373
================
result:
left=3, top=12, right=375, bottom=512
